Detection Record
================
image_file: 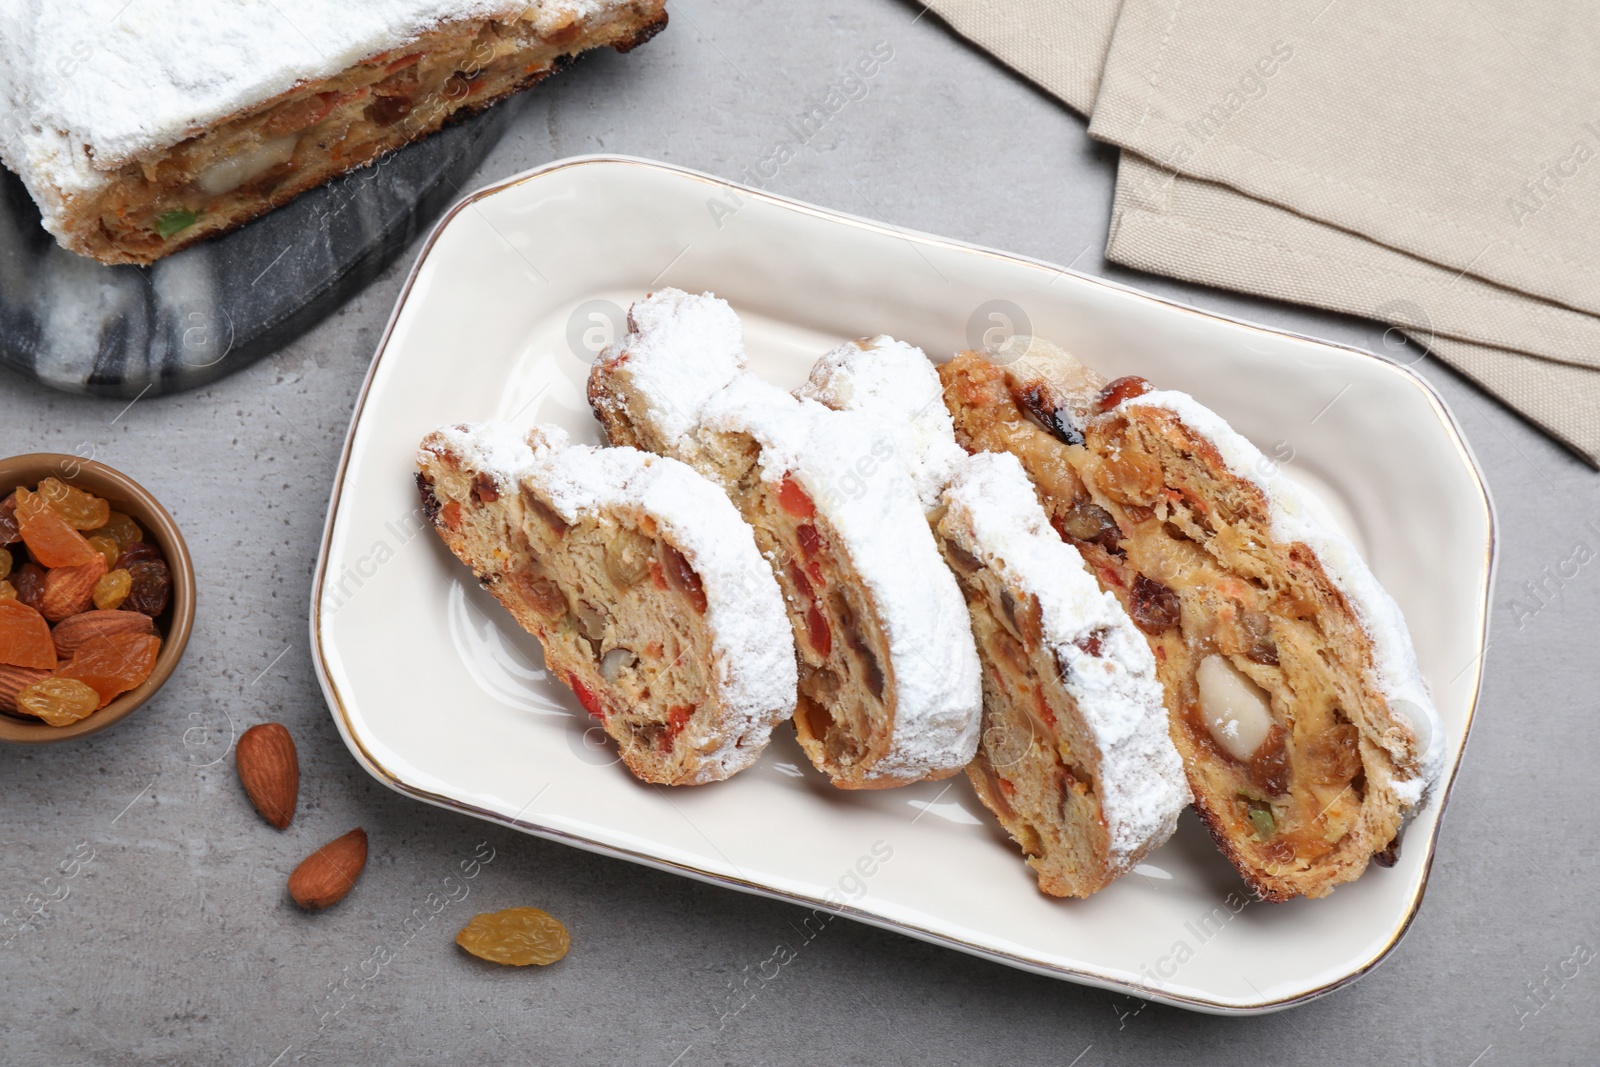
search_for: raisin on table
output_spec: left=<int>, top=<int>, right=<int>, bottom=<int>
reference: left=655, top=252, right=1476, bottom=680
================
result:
left=455, top=907, right=571, bottom=966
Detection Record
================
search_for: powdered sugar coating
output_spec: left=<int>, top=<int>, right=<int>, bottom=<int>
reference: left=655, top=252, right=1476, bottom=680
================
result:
left=698, top=374, right=983, bottom=784
left=1126, top=390, right=1445, bottom=805
left=593, top=289, right=748, bottom=461
left=0, top=0, right=610, bottom=237
left=942, top=451, right=1189, bottom=867
left=421, top=420, right=798, bottom=780
left=798, top=336, right=968, bottom=512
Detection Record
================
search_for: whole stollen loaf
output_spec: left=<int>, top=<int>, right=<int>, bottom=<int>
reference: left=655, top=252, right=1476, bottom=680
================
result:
left=0, top=0, right=666, bottom=265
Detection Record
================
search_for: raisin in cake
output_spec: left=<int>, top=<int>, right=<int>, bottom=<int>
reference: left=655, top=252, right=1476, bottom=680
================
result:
left=416, top=421, right=796, bottom=786
left=0, top=1, right=666, bottom=265
left=802, top=335, right=1186, bottom=895
left=589, top=290, right=982, bottom=789
left=939, top=342, right=1444, bottom=901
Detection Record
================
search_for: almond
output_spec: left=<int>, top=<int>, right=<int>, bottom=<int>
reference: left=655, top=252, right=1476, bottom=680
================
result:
left=0, top=664, right=51, bottom=712
left=288, top=828, right=367, bottom=910
left=235, top=722, right=299, bottom=830
left=51, top=609, right=156, bottom=660
left=40, top=557, right=108, bottom=622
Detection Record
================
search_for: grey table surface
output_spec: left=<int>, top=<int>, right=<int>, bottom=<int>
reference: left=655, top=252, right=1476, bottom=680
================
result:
left=3, top=3, right=1597, bottom=1064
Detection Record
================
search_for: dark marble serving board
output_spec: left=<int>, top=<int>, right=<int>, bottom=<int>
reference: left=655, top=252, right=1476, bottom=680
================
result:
left=0, top=100, right=520, bottom=398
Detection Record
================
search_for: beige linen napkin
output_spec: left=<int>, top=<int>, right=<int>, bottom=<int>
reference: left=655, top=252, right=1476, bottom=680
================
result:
left=924, top=0, right=1600, bottom=464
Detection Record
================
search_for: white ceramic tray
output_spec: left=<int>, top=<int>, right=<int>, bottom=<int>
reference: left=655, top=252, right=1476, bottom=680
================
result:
left=311, top=156, right=1494, bottom=1014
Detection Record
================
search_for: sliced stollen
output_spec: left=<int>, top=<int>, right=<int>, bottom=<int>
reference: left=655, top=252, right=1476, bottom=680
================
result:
left=589, top=290, right=982, bottom=789
left=939, top=341, right=1444, bottom=901
left=416, top=421, right=797, bottom=786
left=803, top=335, right=1187, bottom=896
left=938, top=453, right=1189, bottom=896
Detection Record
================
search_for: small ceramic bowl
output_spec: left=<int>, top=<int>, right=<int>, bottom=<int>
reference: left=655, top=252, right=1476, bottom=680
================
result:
left=0, top=454, right=194, bottom=744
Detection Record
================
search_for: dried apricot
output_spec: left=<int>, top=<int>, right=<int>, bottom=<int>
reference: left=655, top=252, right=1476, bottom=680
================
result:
left=0, top=601, right=56, bottom=670
left=0, top=492, right=17, bottom=545
left=455, top=907, right=570, bottom=966
left=12, top=563, right=45, bottom=612
left=94, top=569, right=132, bottom=611
left=87, top=536, right=120, bottom=570
left=16, top=490, right=98, bottom=568
left=0, top=546, right=10, bottom=580
left=57, top=632, right=160, bottom=707
left=124, top=560, right=171, bottom=617
left=16, top=677, right=99, bottom=727
left=37, top=478, right=110, bottom=531
left=88, top=512, right=143, bottom=550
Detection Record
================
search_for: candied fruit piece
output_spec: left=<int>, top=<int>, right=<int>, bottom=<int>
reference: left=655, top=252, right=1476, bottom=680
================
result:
left=88, top=512, right=143, bottom=550
left=114, top=541, right=163, bottom=570
left=0, top=492, right=17, bottom=545
left=37, top=478, right=111, bottom=531
left=0, top=600, right=56, bottom=670
left=455, top=907, right=570, bottom=966
left=659, top=543, right=706, bottom=614
left=16, top=490, right=98, bottom=568
left=87, top=536, right=120, bottom=570
left=777, top=475, right=815, bottom=518
left=57, top=632, right=160, bottom=707
left=0, top=546, right=9, bottom=580
left=93, top=570, right=132, bottom=611
left=1095, top=375, right=1154, bottom=413
left=124, top=560, right=171, bottom=617
left=17, top=677, right=100, bottom=727
left=12, top=563, right=45, bottom=611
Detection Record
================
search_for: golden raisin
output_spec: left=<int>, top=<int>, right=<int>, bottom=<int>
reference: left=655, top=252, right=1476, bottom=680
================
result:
left=16, top=490, right=98, bottom=568
left=58, top=632, right=160, bottom=707
left=87, top=536, right=120, bottom=570
left=94, top=569, right=132, bottom=610
left=16, top=677, right=99, bottom=727
left=455, top=907, right=571, bottom=966
left=0, top=546, right=10, bottom=580
left=86, top=512, right=142, bottom=549
left=37, top=478, right=111, bottom=531
left=0, top=581, right=14, bottom=601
